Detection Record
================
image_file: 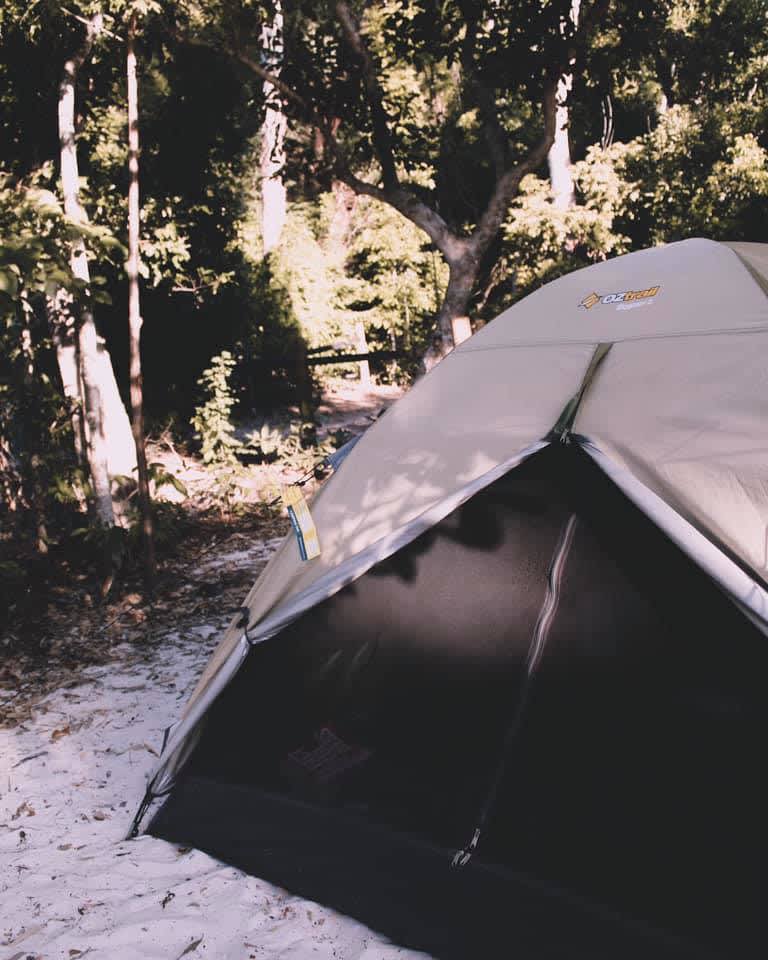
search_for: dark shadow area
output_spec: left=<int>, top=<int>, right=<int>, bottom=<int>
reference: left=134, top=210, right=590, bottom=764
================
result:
left=484, top=447, right=768, bottom=954
left=151, top=444, right=767, bottom=958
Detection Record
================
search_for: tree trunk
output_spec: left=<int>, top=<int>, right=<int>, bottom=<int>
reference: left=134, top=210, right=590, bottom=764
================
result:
left=57, top=15, right=136, bottom=526
left=548, top=77, right=575, bottom=210
left=76, top=305, right=115, bottom=524
left=328, top=179, right=356, bottom=252
left=19, top=317, right=49, bottom=553
left=48, top=290, right=86, bottom=469
left=654, top=52, right=675, bottom=116
left=423, top=262, right=476, bottom=371
left=354, top=320, right=370, bottom=386
left=548, top=0, right=580, bottom=211
left=59, top=18, right=112, bottom=525
left=259, top=1, right=287, bottom=255
left=127, top=13, right=156, bottom=583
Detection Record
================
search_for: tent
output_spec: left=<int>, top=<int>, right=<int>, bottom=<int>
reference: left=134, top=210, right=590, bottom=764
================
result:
left=134, top=238, right=768, bottom=958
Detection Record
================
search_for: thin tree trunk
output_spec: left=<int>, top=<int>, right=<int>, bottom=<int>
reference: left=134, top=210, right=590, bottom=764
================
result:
left=19, top=318, right=48, bottom=553
left=127, top=13, right=156, bottom=583
left=48, top=290, right=86, bottom=469
left=654, top=52, right=675, bottom=116
left=259, top=1, right=287, bottom=255
left=548, top=0, right=580, bottom=211
left=58, top=15, right=113, bottom=526
left=328, top=179, right=356, bottom=252
left=548, top=77, right=575, bottom=210
left=354, top=321, right=370, bottom=386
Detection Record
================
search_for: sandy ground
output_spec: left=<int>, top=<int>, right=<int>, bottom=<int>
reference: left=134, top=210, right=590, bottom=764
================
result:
left=0, top=538, right=428, bottom=960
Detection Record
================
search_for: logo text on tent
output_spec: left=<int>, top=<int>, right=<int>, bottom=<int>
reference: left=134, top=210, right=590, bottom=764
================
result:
left=579, top=286, right=661, bottom=310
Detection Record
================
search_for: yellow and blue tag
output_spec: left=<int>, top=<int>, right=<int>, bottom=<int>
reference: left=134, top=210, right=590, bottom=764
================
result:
left=281, top=485, right=321, bottom=561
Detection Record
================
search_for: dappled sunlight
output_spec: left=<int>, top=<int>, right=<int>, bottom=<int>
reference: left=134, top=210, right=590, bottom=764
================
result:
left=187, top=342, right=595, bottom=697
left=283, top=343, right=594, bottom=583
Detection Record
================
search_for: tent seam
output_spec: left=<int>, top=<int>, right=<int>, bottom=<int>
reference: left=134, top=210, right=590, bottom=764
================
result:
left=454, top=322, right=768, bottom=352
left=721, top=242, right=768, bottom=302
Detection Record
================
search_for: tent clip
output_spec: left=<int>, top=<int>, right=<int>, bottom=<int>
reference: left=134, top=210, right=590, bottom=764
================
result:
left=451, top=826, right=481, bottom=869
left=548, top=341, right=612, bottom=443
left=238, top=607, right=253, bottom=645
left=126, top=787, right=153, bottom=841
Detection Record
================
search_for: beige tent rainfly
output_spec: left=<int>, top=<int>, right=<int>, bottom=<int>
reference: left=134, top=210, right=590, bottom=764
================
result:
left=134, top=239, right=768, bottom=959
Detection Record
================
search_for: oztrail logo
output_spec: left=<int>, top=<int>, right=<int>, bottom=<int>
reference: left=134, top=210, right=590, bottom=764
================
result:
left=579, top=285, right=661, bottom=310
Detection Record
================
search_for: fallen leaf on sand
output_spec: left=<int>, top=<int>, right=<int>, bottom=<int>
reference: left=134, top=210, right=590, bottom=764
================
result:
left=176, top=936, right=203, bottom=958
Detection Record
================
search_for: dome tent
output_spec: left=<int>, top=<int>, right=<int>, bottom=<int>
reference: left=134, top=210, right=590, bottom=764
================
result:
left=133, top=239, right=768, bottom=958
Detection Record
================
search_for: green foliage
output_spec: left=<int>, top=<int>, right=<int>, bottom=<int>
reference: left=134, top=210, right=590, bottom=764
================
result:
left=71, top=495, right=187, bottom=576
left=269, top=202, right=344, bottom=347
left=243, top=423, right=283, bottom=461
left=488, top=142, right=641, bottom=309
left=620, top=107, right=768, bottom=245
left=1, top=0, right=768, bottom=564
left=341, top=194, right=447, bottom=374
left=190, top=350, right=241, bottom=465
left=0, top=168, right=82, bottom=535
left=244, top=419, right=339, bottom=472
left=0, top=168, right=73, bottom=309
left=147, top=461, right=189, bottom=498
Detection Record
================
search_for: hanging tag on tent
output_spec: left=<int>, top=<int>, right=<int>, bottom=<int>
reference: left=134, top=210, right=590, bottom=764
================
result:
left=281, top=485, right=321, bottom=561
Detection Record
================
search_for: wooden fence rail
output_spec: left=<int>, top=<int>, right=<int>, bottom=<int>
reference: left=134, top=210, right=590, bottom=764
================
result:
left=305, top=349, right=403, bottom=366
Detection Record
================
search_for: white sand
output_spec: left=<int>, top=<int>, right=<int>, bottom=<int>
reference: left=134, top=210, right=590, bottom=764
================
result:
left=1, top=613, right=429, bottom=960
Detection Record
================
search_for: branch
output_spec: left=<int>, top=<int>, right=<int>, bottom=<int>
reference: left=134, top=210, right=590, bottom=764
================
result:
left=456, top=1, right=508, bottom=180
left=468, top=0, right=611, bottom=257
left=335, top=1, right=399, bottom=190
left=60, top=6, right=121, bottom=43
left=61, top=11, right=104, bottom=77
left=233, top=50, right=313, bottom=118
left=177, top=17, right=460, bottom=261
left=234, top=33, right=459, bottom=259
left=335, top=167, right=463, bottom=261
left=470, top=79, right=558, bottom=256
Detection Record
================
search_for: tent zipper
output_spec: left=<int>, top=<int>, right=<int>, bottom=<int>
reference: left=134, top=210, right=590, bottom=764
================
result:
left=451, top=512, right=579, bottom=869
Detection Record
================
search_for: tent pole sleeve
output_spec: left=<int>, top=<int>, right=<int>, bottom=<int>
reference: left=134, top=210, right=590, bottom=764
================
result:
left=576, top=438, right=768, bottom=633
left=548, top=342, right=612, bottom=441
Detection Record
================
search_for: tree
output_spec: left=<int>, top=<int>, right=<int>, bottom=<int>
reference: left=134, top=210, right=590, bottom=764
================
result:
left=32, top=2, right=139, bottom=527
left=214, top=0, right=612, bottom=364
left=127, top=7, right=156, bottom=581
left=259, top=0, right=288, bottom=255
left=58, top=11, right=120, bottom=526
left=548, top=0, right=580, bottom=211
left=478, top=0, right=768, bottom=318
left=0, top=175, right=72, bottom=550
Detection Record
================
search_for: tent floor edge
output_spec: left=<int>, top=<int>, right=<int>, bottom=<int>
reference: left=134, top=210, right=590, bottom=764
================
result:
left=149, top=774, right=712, bottom=960
left=126, top=786, right=154, bottom=840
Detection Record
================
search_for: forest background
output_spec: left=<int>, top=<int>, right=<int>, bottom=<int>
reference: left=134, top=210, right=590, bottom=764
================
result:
left=1, top=0, right=767, bottom=648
